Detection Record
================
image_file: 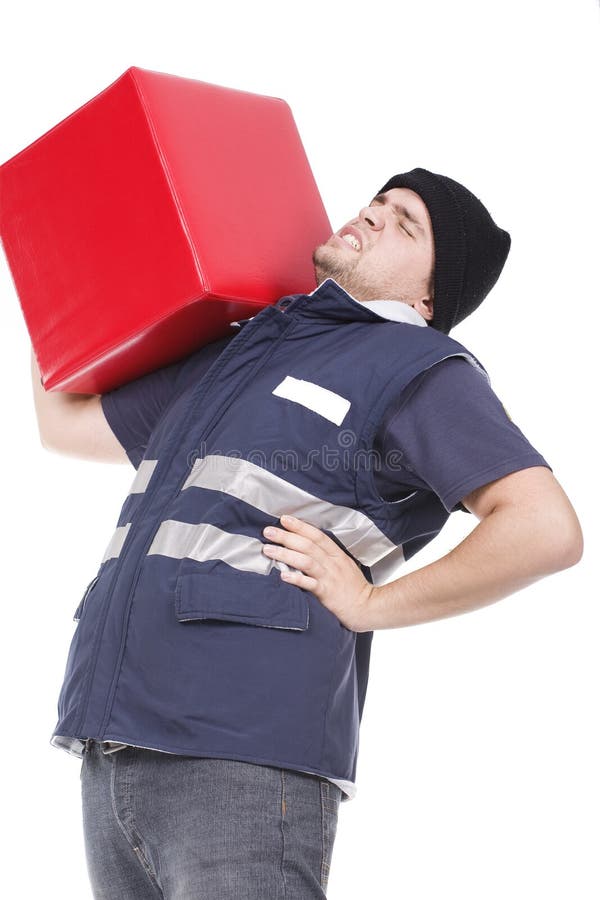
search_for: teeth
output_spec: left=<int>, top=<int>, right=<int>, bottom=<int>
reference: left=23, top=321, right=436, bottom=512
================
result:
left=342, top=233, right=360, bottom=250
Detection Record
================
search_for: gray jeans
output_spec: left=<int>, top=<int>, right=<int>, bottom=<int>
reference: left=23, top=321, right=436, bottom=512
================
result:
left=80, top=739, right=341, bottom=898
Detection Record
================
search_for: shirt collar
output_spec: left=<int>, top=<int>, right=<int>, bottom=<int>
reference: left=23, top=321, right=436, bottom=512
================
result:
left=356, top=298, right=427, bottom=327
left=309, top=278, right=427, bottom=327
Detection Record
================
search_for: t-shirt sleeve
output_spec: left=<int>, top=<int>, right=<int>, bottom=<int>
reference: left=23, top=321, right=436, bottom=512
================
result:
left=374, top=356, right=552, bottom=514
left=100, top=335, right=234, bottom=468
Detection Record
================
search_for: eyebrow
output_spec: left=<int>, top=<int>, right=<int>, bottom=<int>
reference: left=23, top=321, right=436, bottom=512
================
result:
left=371, top=193, right=426, bottom=236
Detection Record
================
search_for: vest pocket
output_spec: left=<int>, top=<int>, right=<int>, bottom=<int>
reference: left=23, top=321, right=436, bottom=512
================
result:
left=174, top=565, right=310, bottom=631
left=73, top=574, right=100, bottom=622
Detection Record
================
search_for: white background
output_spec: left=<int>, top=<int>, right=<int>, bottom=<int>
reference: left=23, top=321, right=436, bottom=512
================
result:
left=1, top=1, right=598, bottom=897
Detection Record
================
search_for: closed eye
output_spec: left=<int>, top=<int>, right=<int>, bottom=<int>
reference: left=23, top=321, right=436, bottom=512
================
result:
left=370, top=199, right=413, bottom=237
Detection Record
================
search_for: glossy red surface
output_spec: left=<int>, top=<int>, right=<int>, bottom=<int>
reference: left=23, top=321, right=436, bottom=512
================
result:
left=0, top=66, right=332, bottom=392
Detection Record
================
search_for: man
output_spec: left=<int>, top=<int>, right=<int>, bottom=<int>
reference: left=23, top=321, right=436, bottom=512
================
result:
left=266, top=169, right=583, bottom=633
left=32, top=167, right=582, bottom=899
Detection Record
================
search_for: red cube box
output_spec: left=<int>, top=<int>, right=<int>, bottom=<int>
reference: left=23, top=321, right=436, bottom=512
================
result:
left=0, top=66, right=332, bottom=393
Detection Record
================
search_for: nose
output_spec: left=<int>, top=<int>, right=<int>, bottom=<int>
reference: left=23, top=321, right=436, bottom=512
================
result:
left=358, top=205, right=385, bottom=231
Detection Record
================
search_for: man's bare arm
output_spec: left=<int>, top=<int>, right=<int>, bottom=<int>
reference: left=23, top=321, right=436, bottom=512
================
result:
left=258, top=466, right=584, bottom=633
left=31, top=345, right=128, bottom=463
left=359, top=466, right=583, bottom=630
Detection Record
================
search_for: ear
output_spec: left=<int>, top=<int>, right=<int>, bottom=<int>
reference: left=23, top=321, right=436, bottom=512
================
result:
left=412, top=294, right=434, bottom=322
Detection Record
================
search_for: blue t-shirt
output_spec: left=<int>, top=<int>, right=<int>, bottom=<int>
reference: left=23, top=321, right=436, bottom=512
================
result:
left=373, top=356, right=550, bottom=513
left=101, top=335, right=550, bottom=517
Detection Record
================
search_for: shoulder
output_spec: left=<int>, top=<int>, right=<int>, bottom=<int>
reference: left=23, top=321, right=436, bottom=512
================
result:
left=381, top=353, right=492, bottom=432
left=376, top=354, right=550, bottom=514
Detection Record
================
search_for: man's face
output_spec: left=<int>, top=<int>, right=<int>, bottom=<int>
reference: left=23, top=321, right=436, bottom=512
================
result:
left=312, top=187, right=435, bottom=320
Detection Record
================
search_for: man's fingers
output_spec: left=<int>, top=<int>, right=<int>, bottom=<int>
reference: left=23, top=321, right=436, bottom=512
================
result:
left=262, top=543, right=323, bottom=578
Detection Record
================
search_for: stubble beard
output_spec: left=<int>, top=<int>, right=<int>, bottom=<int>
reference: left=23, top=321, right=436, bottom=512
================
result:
left=312, top=242, right=378, bottom=303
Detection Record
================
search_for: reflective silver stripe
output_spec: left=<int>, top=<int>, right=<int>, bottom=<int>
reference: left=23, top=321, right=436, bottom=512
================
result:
left=368, top=545, right=405, bottom=585
left=148, top=519, right=296, bottom=576
left=101, top=523, right=131, bottom=564
left=98, top=461, right=159, bottom=565
left=127, top=459, right=159, bottom=494
left=181, top=455, right=401, bottom=569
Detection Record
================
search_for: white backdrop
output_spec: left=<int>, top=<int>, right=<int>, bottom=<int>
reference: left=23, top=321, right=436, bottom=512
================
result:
left=1, top=1, right=598, bottom=897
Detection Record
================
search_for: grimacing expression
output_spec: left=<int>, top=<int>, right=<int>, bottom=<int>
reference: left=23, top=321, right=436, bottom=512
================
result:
left=312, top=187, right=436, bottom=320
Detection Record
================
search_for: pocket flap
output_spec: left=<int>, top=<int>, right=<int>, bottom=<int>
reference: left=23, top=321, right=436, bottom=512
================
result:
left=175, top=568, right=309, bottom=631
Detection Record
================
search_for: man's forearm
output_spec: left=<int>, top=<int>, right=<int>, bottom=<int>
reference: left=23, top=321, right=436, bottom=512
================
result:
left=30, top=345, right=96, bottom=446
left=363, top=502, right=583, bottom=631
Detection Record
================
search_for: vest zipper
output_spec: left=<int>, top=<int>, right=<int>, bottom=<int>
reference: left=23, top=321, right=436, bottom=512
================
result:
left=275, top=296, right=299, bottom=313
left=81, top=308, right=301, bottom=738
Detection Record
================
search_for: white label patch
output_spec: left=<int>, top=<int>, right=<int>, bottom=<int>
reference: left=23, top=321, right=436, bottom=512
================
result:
left=272, top=376, right=351, bottom=426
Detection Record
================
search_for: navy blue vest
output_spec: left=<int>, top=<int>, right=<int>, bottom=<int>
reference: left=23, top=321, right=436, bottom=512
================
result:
left=51, top=278, right=487, bottom=800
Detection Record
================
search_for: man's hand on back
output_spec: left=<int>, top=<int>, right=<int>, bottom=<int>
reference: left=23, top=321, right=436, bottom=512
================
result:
left=262, top=467, right=583, bottom=632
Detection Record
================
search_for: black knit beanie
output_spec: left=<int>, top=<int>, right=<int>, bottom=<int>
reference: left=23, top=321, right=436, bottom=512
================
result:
left=377, top=168, right=511, bottom=334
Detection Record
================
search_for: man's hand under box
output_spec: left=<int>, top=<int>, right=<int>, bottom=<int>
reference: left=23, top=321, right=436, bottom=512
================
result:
left=0, top=66, right=332, bottom=393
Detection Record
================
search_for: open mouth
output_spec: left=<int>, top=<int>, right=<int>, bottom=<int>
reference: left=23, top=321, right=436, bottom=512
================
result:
left=337, top=228, right=362, bottom=251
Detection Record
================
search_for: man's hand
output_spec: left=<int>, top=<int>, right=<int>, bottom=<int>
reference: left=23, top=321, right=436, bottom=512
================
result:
left=262, top=516, right=376, bottom=632
left=262, top=467, right=583, bottom=632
